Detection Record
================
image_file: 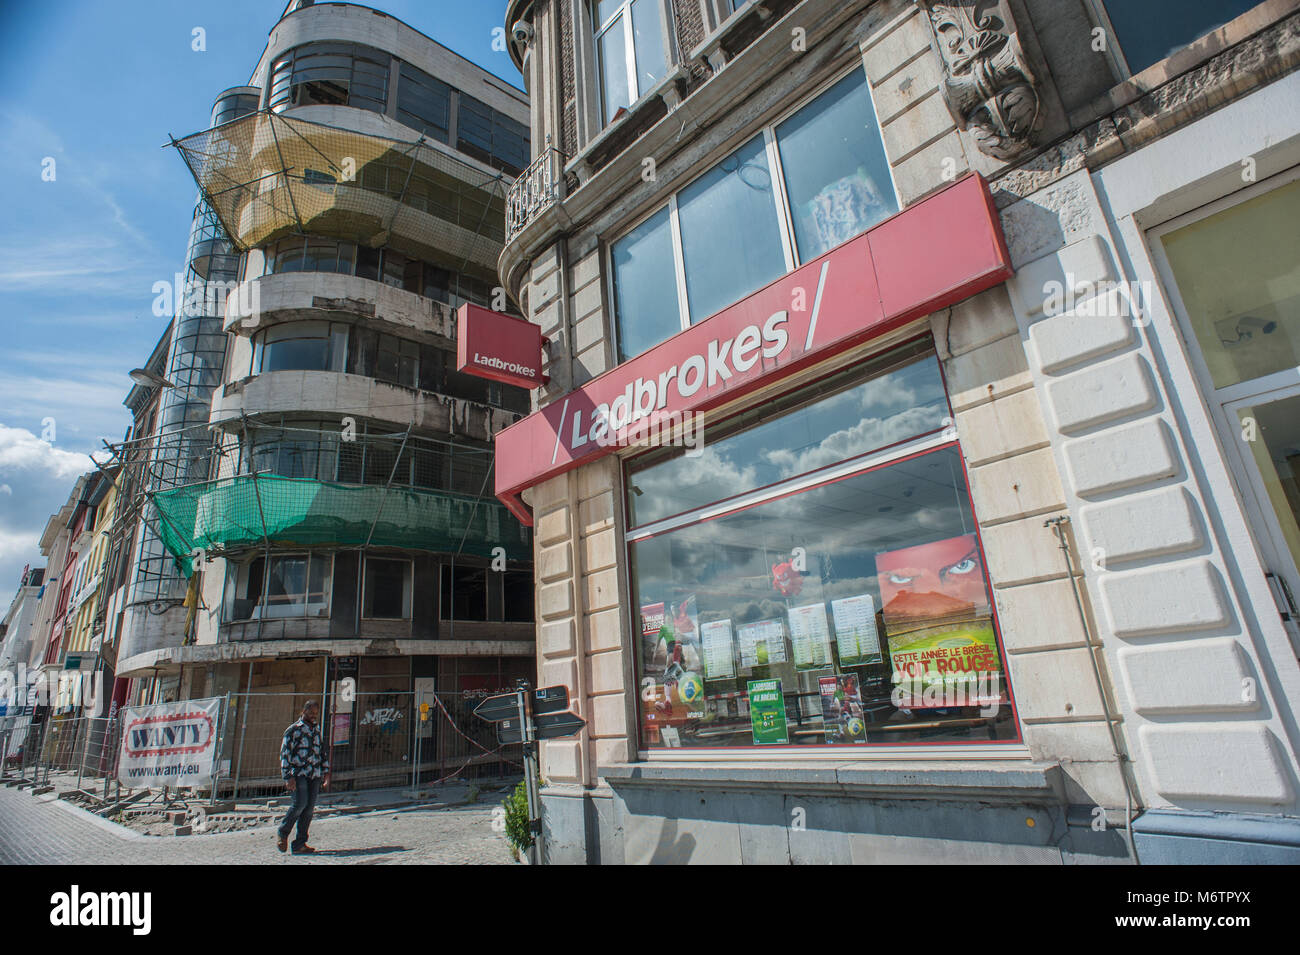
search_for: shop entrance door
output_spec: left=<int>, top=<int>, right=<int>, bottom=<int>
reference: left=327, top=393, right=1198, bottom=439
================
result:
left=1151, top=170, right=1300, bottom=654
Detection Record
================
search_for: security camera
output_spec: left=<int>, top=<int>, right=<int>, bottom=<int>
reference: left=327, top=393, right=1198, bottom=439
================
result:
left=511, top=19, right=534, bottom=44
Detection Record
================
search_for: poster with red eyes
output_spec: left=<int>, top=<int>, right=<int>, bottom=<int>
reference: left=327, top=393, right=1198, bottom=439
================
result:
left=875, top=534, right=1003, bottom=708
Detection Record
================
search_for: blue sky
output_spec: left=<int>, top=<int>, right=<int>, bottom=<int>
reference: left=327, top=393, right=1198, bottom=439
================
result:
left=0, top=0, right=523, bottom=607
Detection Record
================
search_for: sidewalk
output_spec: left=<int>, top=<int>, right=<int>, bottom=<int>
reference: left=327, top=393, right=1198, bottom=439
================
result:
left=0, top=784, right=516, bottom=865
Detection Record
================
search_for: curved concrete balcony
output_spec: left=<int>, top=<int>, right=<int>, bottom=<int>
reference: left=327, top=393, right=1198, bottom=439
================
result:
left=210, top=369, right=519, bottom=444
left=233, top=177, right=501, bottom=271
left=171, top=110, right=506, bottom=270
left=223, top=270, right=457, bottom=342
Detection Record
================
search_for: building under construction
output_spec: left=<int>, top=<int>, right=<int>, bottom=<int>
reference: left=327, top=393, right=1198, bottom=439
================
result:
left=96, top=1, right=536, bottom=787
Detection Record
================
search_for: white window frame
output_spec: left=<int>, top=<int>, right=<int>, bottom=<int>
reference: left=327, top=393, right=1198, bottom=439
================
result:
left=606, top=61, right=895, bottom=361
left=592, top=0, right=676, bottom=127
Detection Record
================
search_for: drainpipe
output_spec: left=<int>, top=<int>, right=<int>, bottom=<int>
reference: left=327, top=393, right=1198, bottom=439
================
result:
left=1044, top=515, right=1142, bottom=864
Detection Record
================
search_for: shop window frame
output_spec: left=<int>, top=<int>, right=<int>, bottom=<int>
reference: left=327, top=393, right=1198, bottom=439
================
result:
left=620, top=338, right=1024, bottom=760
left=1146, top=165, right=1300, bottom=648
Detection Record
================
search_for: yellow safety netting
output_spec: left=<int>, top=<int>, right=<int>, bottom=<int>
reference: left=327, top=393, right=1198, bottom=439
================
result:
left=169, top=110, right=509, bottom=270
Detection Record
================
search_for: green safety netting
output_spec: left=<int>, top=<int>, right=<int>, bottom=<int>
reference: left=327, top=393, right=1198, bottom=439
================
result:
left=150, top=475, right=530, bottom=574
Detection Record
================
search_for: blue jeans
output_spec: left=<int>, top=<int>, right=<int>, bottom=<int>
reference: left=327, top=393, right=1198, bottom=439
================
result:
left=278, top=776, right=321, bottom=849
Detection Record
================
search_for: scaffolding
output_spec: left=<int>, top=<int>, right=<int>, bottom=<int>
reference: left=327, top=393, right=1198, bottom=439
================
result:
left=99, top=418, right=528, bottom=576
left=168, top=110, right=512, bottom=275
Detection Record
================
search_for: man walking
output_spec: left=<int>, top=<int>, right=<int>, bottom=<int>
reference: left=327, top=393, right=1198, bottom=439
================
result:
left=277, top=699, right=330, bottom=855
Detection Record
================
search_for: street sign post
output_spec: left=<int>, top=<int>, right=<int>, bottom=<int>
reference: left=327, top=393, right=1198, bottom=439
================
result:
left=471, top=682, right=587, bottom=864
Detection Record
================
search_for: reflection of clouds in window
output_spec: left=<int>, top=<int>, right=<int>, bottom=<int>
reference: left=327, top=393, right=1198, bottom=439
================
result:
left=629, top=444, right=759, bottom=518
left=764, top=404, right=945, bottom=476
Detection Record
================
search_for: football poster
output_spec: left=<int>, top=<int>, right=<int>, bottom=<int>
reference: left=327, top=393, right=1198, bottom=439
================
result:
left=876, top=533, right=1002, bottom=708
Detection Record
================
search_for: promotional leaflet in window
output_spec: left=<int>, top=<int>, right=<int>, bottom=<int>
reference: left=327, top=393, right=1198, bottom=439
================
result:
left=642, top=597, right=706, bottom=742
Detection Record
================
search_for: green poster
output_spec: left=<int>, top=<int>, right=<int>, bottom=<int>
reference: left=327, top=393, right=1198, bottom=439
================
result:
left=747, top=679, right=789, bottom=745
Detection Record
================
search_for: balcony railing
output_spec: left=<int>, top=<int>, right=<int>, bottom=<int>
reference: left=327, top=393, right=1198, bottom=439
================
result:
left=506, top=137, right=565, bottom=244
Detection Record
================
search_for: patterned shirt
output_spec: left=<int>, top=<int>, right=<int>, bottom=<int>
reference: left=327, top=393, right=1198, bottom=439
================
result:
left=281, top=717, right=330, bottom=779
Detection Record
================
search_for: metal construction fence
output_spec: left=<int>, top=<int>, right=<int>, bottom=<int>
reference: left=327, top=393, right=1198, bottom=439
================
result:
left=0, top=691, right=520, bottom=806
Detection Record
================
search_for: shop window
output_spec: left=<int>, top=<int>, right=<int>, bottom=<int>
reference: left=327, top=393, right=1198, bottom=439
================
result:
left=363, top=558, right=412, bottom=619
left=594, top=0, right=672, bottom=127
left=627, top=339, right=950, bottom=527
left=1096, top=0, right=1259, bottom=76
left=626, top=342, right=1017, bottom=751
left=609, top=65, right=898, bottom=362
left=1160, top=178, right=1300, bottom=391
left=775, top=68, right=896, bottom=261
left=441, top=565, right=488, bottom=621
left=1155, top=174, right=1300, bottom=637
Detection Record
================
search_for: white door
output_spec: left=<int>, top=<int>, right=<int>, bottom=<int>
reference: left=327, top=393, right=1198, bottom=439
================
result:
left=1151, top=169, right=1300, bottom=653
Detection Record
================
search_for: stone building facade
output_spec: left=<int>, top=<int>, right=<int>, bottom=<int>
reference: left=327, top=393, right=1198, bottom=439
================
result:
left=496, top=0, right=1300, bottom=863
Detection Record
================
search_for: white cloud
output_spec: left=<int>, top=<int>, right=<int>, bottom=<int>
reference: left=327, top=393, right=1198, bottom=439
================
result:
left=0, top=426, right=92, bottom=611
left=0, top=425, right=91, bottom=480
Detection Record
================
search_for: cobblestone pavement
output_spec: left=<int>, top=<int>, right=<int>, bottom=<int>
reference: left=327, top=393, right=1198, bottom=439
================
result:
left=0, top=786, right=515, bottom=865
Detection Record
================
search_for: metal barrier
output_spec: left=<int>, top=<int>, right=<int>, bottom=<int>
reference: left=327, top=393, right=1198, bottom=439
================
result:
left=218, top=690, right=520, bottom=799
left=14, top=689, right=518, bottom=805
left=31, top=713, right=122, bottom=798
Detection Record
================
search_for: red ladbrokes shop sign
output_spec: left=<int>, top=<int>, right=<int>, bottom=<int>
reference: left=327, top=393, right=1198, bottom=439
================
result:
left=494, top=174, right=1013, bottom=524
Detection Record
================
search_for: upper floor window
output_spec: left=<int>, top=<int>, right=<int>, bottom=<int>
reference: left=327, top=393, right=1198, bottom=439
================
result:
left=611, top=65, right=896, bottom=362
left=226, top=553, right=332, bottom=621
left=268, top=42, right=390, bottom=114
left=1094, top=0, right=1260, bottom=76
left=457, top=93, right=530, bottom=177
left=245, top=236, right=510, bottom=313
left=594, top=0, right=672, bottom=126
left=396, top=62, right=452, bottom=143
left=246, top=318, right=529, bottom=414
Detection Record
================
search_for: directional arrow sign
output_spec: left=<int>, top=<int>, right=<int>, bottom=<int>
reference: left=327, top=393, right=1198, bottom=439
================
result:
left=534, top=710, right=586, bottom=740
left=532, top=685, right=569, bottom=716
left=474, top=692, right=522, bottom=723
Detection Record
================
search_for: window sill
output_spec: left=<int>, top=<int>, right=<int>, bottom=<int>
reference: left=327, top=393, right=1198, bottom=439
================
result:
left=691, top=0, right=774, bottom=73
left=601, top=756, right=1061, bottom=802
left=1070, top=0, right=1296, bottom=130
left=565, top=63, right=691, bottom=184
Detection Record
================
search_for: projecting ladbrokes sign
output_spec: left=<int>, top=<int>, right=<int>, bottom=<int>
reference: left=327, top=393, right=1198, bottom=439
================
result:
left=116, top=698, right=220, bottom=788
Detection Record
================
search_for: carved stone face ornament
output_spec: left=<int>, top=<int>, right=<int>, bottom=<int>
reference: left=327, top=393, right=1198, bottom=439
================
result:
left=922, top=2, right=1041, bottom=161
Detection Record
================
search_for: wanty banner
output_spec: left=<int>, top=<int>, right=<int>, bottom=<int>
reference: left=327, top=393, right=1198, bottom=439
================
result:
left=117, top=697, right=221, bottom=788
